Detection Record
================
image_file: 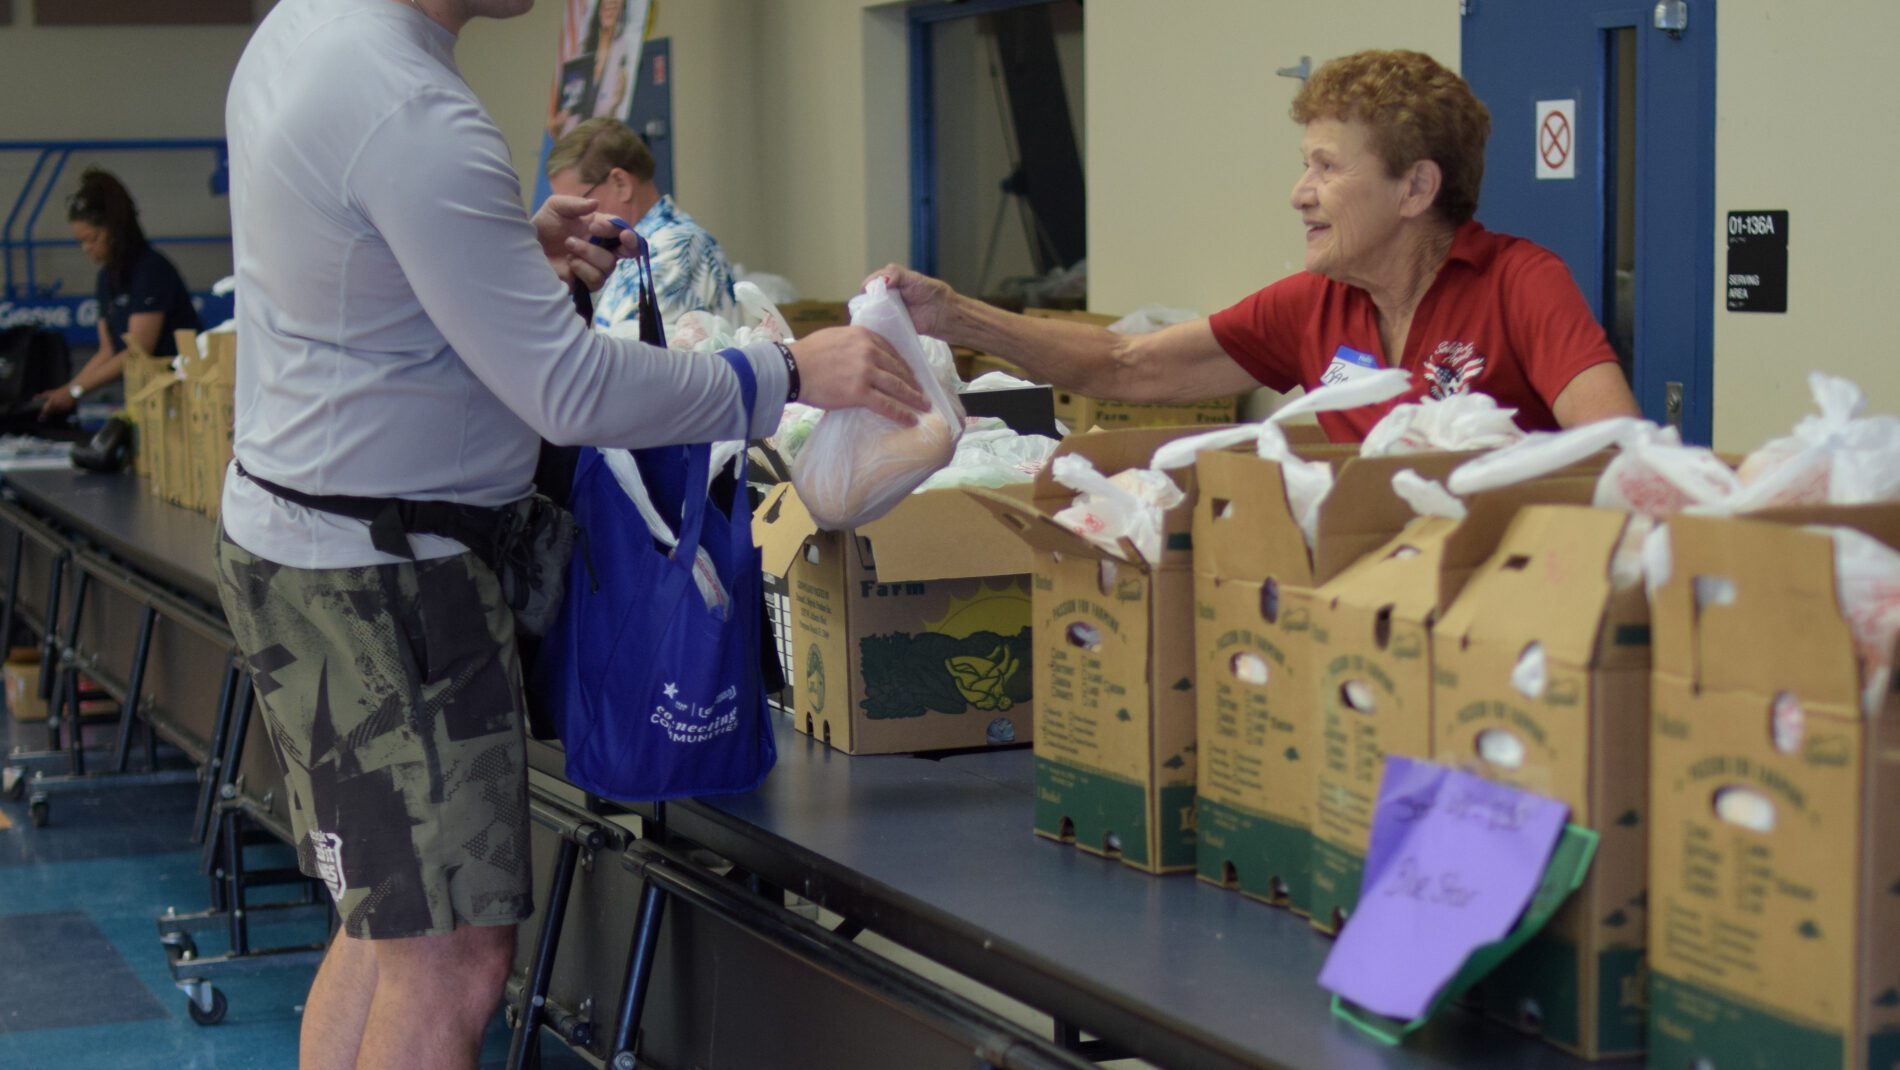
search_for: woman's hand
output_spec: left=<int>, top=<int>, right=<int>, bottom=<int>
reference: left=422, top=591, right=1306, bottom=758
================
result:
left=864, top=265, right=959, bottom=338
left=35, top=387, right=75, bottom=421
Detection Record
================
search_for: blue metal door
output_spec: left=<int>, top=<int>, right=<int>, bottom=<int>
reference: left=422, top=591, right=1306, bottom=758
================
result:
left=1462, top=0, right=1716, bottom=442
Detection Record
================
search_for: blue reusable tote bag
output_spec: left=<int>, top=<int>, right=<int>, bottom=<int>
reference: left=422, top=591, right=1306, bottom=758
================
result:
left=533, top=233, right=775, bottom=800
left=535, top=351, right=775, bottom=801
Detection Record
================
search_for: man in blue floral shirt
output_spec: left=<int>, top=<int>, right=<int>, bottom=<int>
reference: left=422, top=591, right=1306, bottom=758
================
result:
left=545, top=118, right=737, bottom=327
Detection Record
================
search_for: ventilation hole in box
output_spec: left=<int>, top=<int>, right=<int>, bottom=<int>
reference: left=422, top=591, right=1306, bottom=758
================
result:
left=804, top=713, right=814, bottom=736
left=1066, top=622, right=1102, bottom=651
left=1713, top=785, right=1775, bottom=834
left=1339, top=681, right=1377, bottom=715
left=1260, top=578, right=1280, bottom=624
left=1511, top=640, right=1548, bottom=700
left=1503, top=554, right=1532, bottom=571
left=1211, top=497, right=1232, bottom=520
left=1004, top=514, right=1031, bottom=533
left=804, top=543, right=821, bottom=565
left=1330, top=905, right=1349, bottom=931
left=1770, top=691, right=1806, bottom=756
left=1386, top=544, right=1421, bottom=561
left=1270, top=876, right=1290, bottom=904
left=1690, top=1059, right=1717, bottom=1070
left=1476, top=728, right=1527, bottom=770
left=1057, top=817, right=1076, bottom=843
left=1221, top=861, right=1240, bottom=890
left=1518, top=997, right=1544, bottom=1031
left=1102, top=830, right=1123, bottom=856
left=1097, top=559, right=1118, bottom=596
left=1230, top=652, right=1269, bottom=686
left=821, top=719, right=832, bottom=746
left=1693, top=574, right=1736, bottom=612
left=1374, top=605, right=1394, bottom=650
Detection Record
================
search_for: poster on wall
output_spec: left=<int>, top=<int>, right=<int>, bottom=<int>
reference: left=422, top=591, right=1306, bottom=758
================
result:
left=533, top=0, right=654, bottom=205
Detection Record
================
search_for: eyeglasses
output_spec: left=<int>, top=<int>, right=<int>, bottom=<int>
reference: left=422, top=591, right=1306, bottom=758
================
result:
left=580, top=179, right=604, bottom=199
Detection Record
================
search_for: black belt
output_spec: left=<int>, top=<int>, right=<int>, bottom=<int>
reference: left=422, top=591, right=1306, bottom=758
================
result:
left=233, top=461, right=515, bottom=563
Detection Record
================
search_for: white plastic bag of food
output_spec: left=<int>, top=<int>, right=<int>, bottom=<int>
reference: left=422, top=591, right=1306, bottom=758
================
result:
left=1391, top=469, right=1467, bottom=521
left=1445, top=416, right=1648, bottom=496
left=1149, top=367, right=1412, bottom=471
left=962, top=370, right=1038, bottom=393
left=1811, top=525, right=1900, bottom=716
left=1361, top=392, right=1524, bottom=457
left=1050, top=455, right=1184, bottom=566
left=1150, top=367, right=1410, bottom=549
left=1593, top=424, right=1742, bottom=517
left=790, top=279, right=966, bottom=529
left=733, top=280, right=793, bottom=342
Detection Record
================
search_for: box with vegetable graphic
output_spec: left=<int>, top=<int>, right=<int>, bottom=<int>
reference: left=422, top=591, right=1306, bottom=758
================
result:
left=755, top=481, right=1034, bottom=755
left=969, top=427, right=1208, bottom=874
left=1648, top=508, right=1900, bottom=1070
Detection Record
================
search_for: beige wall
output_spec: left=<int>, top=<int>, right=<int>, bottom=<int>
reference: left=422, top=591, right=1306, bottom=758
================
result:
left=1711, top=3, right=1897, bottom=450
left=1084, top=0, right=1456, bottom=317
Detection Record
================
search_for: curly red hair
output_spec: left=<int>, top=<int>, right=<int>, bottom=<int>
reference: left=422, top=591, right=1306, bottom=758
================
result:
left=1291, top=50, right=1491, bottom=225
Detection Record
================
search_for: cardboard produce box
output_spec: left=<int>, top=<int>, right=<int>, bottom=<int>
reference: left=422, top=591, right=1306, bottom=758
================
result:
left=1018, top=309, right=1242, bottom=431
left=4, top=658, right=46, bottom=722
left=970, top=427, right=1211, bottom=873
left=177, top=329, right=237, bottom=516
left=1192, top=446, right=1476, bottom=915
left=121, top=349, right=177, bottom=486
left=755, top=482, right=1034, bottom=754
left=1648, top=509, right=1900, bottom=1070
left=778, top=300, right=851, bottom=339
left=1432, top=504, right=1651, bottom=1058
left=1308, top=476, right=1600, bottom=932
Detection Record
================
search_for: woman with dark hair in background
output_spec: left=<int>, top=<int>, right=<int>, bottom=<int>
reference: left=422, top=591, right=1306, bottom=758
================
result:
left=37, top=167, right=201, bottom=421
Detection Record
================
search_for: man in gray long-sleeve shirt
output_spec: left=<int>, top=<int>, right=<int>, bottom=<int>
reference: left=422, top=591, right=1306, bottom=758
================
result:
left=217, top=2, right=926, bottom=1067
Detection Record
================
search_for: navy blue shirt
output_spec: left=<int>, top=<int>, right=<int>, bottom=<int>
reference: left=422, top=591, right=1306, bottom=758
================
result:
left=98, top=245, right=200, bottom=357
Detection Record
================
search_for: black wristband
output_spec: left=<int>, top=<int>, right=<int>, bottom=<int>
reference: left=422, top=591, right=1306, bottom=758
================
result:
left=773, top=341, right=801, bottom=403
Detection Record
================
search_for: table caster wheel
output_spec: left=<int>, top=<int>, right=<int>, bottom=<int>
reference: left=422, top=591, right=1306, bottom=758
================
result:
left=187, top=987, right=227, bottom=1026
left=28, top=796, right=48, bottom=827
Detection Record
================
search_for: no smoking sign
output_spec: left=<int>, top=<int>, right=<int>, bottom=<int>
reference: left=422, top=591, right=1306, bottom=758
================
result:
left=1535, top=99, right=1575, bottom=180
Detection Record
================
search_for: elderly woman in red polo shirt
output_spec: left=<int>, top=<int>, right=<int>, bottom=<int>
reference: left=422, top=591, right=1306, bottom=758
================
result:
left=871, top=49, right=1640, bottom=443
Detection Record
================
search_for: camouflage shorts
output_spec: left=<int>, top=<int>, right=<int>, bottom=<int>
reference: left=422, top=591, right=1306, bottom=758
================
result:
left=213, top=527, right=534, bottom=939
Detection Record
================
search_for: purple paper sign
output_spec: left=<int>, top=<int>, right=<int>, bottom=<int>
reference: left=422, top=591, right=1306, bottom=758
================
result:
left=1317, top=756, right=1569, bottom=1021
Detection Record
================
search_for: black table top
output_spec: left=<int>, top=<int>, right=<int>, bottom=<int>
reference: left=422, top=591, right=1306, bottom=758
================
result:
left=3, top=469, right=221, bottom=607
left=676, top=718, right=1604, bottom=1070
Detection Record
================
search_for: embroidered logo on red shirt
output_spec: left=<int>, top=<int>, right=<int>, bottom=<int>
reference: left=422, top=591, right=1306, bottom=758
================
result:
left=1422, top=341, right=1487, bottom=399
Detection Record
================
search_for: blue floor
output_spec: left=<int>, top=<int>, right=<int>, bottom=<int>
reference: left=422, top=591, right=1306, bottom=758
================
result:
left=0, top=714, right=588, bottom=1068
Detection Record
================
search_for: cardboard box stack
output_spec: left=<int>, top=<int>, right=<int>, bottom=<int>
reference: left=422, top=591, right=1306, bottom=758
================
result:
left=1011, top=309, right=1243, bottom=430
left=121, top=333, right=237, bottom=516
left=4, top=652, right=45, bottom=722
left=971, top=428, right=1203, bottom=873
left=1647, top=509, right=1900, bottom=1070
left=1432, top=504, right=1651, bottom=1058
left=1308, top=477, right=1600, bottom=932
left=1190, top=446, right=1474, bottom=914
left=755, top=481, right=1035, bottom=754
left=778, top=300, right=852, bottom=339
left=178, top=329, right=237, bottom=516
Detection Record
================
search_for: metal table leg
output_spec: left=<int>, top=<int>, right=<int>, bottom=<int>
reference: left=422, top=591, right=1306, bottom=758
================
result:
left=0, top=527, right=24, bottom=658
left=110, top=606, right=158, bottom=773
left=57, top=568, right=90, bottom=774
left=200, top=681, right=256, bottom=877
left=193, top=660, right=242, bottom=847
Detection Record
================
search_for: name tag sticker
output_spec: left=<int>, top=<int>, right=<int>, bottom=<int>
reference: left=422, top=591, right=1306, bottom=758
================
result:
left=1320, top=345, right=1384, bottom=387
